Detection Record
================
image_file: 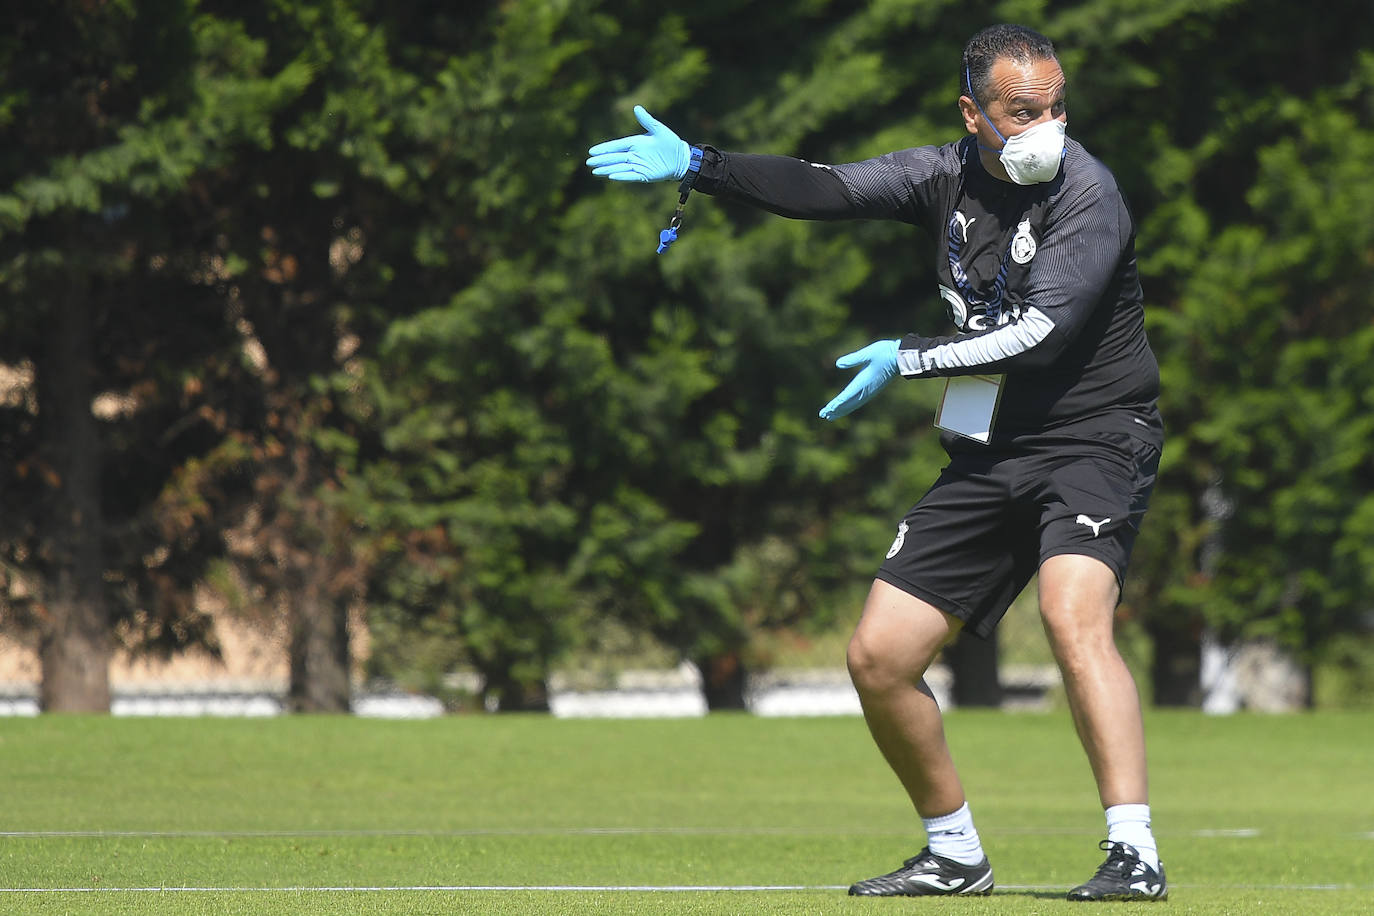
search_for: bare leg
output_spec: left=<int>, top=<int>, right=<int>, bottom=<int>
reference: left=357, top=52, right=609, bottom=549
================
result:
left=1038, top=554, right=1148, bottom=807
left=846, top=579, right=967, bottom=817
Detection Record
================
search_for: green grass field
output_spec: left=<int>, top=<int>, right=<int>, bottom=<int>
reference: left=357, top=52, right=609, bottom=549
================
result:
left=1, top=711, right=1370, bottom=914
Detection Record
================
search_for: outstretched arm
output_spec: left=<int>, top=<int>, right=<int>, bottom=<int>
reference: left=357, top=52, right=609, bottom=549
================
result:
left=586, top=106, right=897, bottom=220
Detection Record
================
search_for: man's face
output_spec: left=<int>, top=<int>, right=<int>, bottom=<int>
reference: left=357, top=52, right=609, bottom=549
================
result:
left=961, top=55, right=1067, bottom=147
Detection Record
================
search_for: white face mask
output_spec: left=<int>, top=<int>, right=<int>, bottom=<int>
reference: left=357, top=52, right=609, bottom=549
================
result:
left=995, top=118, right=1066, bottom=185
left=966, top=66, right=1067, bottom=185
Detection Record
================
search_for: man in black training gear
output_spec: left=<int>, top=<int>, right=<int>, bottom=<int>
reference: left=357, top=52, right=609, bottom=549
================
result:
left=587, top=23, right=1167, bottom=903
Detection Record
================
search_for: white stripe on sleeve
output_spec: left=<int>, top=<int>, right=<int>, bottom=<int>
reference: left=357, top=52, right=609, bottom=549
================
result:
left=898, top=306, right=1056, bottom=376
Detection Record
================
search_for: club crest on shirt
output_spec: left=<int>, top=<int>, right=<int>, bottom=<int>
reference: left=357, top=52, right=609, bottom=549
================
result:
left=1010, top=218, right=1037, bottom=264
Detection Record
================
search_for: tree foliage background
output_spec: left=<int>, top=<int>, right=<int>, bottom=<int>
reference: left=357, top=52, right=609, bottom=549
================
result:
left=1, top=0, right=1370, bottom=711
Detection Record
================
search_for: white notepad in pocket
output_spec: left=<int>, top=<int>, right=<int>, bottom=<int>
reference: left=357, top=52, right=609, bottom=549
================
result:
left=934, top=374, right=1005, bottom=444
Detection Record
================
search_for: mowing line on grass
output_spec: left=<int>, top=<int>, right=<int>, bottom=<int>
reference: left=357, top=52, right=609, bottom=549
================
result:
left=0, top=826, right=1273, bottom=838
left=0, top=883, right=1370, bottom=893
left=0, top=828, right=902, bottom=842
left=0, top=885, right=849, bottom=893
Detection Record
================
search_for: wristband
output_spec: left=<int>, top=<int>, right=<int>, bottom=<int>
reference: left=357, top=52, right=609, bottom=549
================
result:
left=658, top=146, right=704, bottom=255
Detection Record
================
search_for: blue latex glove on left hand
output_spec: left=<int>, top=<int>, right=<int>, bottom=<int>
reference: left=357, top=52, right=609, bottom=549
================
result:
left=819, top=339, right=901, bottom=421
left=586, top=105, right=691, bottom=182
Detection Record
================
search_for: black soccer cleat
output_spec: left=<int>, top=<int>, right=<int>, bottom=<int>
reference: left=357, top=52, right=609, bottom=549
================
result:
left=1067, top=840, right=1168, bottom=902
left=848, top=847, right=994, bottom=896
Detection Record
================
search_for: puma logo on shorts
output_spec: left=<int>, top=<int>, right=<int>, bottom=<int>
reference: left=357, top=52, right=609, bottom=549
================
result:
left=1075, top=514, right=1110, bottom=536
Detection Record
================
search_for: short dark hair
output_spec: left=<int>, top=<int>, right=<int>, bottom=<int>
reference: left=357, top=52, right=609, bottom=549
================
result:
left=962, top=24, right=1057, bottom=107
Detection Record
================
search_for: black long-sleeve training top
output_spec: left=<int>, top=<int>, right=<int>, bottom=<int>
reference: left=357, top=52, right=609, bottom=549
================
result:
left=691, top=135, right=1163, bottom=450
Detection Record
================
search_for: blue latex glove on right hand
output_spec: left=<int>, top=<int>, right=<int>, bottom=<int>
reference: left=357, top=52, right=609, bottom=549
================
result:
left=586, top=105, right=691, bottom=182
left=819, top=339, right=901, bottom=421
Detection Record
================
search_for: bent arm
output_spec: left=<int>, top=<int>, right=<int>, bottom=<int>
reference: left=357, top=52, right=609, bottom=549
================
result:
left=897, top=180, right=1129, bottom=378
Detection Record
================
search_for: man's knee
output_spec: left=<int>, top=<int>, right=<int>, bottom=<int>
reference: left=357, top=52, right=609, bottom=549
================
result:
left=847, top=581, right=959, bottom=692
left=1038, top=555, right=1121, bottom=659
left=1041, top=604, right=1119, bottom=682
left=846, top=628, right=900, bottom=691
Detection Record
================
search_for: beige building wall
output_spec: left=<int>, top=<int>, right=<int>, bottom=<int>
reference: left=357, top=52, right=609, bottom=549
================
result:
left=0, top=587, right=370, bottom=694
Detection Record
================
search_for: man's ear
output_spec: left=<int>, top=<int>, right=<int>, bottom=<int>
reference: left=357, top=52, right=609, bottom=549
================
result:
left=958, top=96, right=980, bottom=135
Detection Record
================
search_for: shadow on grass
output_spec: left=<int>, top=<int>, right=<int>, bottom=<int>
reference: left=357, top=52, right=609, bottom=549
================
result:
left=993, top=888, right=1068, bottom=900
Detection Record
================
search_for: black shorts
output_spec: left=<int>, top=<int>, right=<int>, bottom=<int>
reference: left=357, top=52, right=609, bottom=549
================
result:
left=875, top=430, right=1161, bottom=639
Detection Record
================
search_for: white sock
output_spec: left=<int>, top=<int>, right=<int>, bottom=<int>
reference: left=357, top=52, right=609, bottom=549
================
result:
left=923, top=802, right=985, bottom=866
left=1106, top=803, right=1159, bottom=871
